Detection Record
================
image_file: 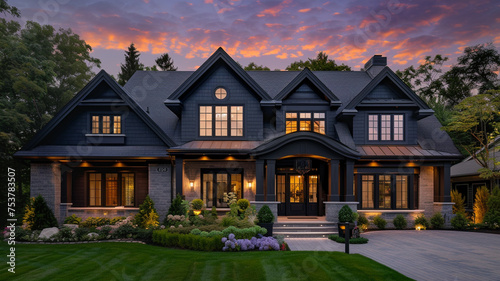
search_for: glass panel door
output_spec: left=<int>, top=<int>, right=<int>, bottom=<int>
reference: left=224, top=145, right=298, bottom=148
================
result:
left=230, top=174, right=242, bottom=200
left=289, top=175, right=304, bottom=203
left=277, top=175, right=286, bottom=203
left=203, top=173, right=214, bottom=208
left=106, top=173, right=118, bottom=206
left=378, top=175, right=391, bottom=209
left=216, top=173, right=228, bottom=207
left=309, top=175, right=318, bottom=203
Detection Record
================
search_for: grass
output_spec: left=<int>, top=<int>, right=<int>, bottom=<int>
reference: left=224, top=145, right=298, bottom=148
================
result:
left=0, top=242, right=412, bottom=281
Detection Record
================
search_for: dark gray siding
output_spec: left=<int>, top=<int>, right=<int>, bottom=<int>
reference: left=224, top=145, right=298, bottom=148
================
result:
left=283, top=83, right=329, bottom=104
left=181, top=65, right=263, bottom=141
left=365, top=80, right=407, bottom=100
left=353, top=109, right=417, bottom=145
left=40, top=107, right=166, bottom=146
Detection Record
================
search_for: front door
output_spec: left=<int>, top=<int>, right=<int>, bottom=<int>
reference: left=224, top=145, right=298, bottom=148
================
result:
left=277, top=174, right=319, bottom=216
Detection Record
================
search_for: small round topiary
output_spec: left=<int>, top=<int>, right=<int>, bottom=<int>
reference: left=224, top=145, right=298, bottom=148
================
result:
left=257, top=205, right=275, bottom=223
left=414, top=214, right=429, bottom=229
left=191, top=199, right=204, bottom=210
left=451, top=213, right=468, bottom=230
left=338, top=205, right=354, bottom=223
left=430, top=212, right=445, bottom=229
left=373, top=215, right=387, bottom=230
left=393, top=214, right=407, bottom=230
left=237, top=199, right=250, bottom=210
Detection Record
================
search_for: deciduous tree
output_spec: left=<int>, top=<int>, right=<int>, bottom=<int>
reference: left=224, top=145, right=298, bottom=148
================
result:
left=286, top=52, right=351, bottom=71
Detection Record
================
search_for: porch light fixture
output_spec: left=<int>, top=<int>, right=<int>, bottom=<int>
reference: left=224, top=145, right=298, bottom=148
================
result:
left=190, top=181, right=194, bottom=192
left=248, top=182, right=252, bottom=189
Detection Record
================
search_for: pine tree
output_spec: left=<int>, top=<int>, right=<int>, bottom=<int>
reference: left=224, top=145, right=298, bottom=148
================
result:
left=155, top=53, right=177, bottom=71
left=134, top=195, right=159, bottom=229
left=118, top=43, right=144, bottom=86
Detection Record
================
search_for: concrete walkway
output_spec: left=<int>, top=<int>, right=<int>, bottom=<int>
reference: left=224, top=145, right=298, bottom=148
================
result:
left=285, top=230, right=500, bottom=281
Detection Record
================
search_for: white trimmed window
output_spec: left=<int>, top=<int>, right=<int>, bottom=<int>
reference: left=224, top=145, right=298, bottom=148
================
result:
left=91, top=115, right=121, bottom=134
left=285, top=112, right=325, bottom=134
left=199, top=105, right=243, bottom=137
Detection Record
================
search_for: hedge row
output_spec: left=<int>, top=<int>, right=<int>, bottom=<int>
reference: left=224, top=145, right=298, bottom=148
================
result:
left=152, top=230, right=224, bottom=251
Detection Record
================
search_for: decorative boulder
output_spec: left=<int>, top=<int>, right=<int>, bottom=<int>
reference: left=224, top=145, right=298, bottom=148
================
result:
left=63, top=224, right=79, bottom=230
left=87, top=232, right=99, bottom=238
left=39, top=227, right=59, bottom=239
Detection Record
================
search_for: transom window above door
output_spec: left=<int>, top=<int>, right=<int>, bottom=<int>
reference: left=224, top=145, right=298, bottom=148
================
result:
left=285, top=112, right=325, bottom=134
left=199, top=105, right=243, bottom=137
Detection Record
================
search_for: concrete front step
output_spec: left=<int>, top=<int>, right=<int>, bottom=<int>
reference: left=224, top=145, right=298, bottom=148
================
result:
left=274, top=221, right=338, bottom=238
left=274, top=231, right=334, bottom=238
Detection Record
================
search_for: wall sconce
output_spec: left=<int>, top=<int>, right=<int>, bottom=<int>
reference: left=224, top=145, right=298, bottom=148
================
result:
left=248, top=182, right=252, bottom=189
left=190, top=181, right=194, bottom=192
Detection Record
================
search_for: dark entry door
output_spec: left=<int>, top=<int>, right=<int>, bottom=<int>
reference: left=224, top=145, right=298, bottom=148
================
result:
left=277, top=174, right=319, bottom=216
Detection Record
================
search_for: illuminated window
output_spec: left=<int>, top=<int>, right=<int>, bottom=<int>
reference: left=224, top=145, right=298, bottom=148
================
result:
left=230, top=106, right=243, bottom=136
left=286, top=112, right=325, bottom=134
left=202, top=169, right=243, bottom=208
left=368, top=114, right=404, bottom=141
left=215, top=87, right=227, bottom=99
left=91, top=115, right=122, bottom=134
left=359, top=173, right=411, bottom=210
left=361, top=175, right=374, bottom=209
left=199, top=106, right=243, bottom=137
left=199, top=106, right=213, bottom=136
left=88, top=172, right=135, bottom=207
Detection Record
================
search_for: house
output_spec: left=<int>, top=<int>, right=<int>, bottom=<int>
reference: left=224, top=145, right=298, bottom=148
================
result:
left=451, top=137, right=500, bottom=212
left=15, top=48, right=462, bottom=225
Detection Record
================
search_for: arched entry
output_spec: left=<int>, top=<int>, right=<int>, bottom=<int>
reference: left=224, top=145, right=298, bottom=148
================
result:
left=251, top=132, right=361, bottom=217
left=276, top=157, right=327, bottom=216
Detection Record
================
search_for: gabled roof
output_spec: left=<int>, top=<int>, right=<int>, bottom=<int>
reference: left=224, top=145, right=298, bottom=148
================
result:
left=166, top=47, right=271, bottom=101
left=342, top=67, right=433, bottom=117
left=274, top=68, right=341, bottom=106
left=19, top=70, right=175, bottom=151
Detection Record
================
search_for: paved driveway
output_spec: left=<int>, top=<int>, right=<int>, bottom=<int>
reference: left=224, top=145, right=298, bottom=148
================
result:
left=285, top=230, right=500, bottom=281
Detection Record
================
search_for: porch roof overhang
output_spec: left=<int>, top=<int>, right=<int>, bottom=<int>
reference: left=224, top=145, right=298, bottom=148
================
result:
left=14, top=145, right=170, bottom=159
left=251, top=132, right=360, bottom=160
left=168, top=140, right=262, bottom=155
left=357, top=145, right=463, bottom=161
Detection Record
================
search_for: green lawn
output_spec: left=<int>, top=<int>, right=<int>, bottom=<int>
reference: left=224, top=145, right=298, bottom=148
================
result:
left=1, top=242, right=412, bottom=281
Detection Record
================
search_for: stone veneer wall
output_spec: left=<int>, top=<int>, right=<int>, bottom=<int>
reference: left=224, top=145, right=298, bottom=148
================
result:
left=31, top=163, right=62, bottom=223
left=251, top=201, right=279, bottom=222
left=419, top=166, right=435, bottom=218
left=183, top=161, right=256, bottom=202
left=149, top=163, right=172, bottom=221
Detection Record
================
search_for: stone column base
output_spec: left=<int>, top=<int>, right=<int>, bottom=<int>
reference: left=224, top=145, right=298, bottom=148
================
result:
left=59, top=203, right=73, bottom=224
left=324, top=202, right=358, bottom=222
left=434, top=202, right=455, bottom=229
left=251, top=201, right=280, bottom=223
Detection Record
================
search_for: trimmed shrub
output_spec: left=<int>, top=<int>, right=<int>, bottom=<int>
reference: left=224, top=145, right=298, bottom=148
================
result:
left=328, top=234, right=369, bottom=244
left=28, top=195, right=58, bottom=230
left=414, top=214, right=429, bottom=230
left=484, top=186, right=500, bottom=229
left=211, top=206, right=218, bottom=219
left=451, top=213, right=468, bottom=230
left=63, top=214, right=81, bottom=225
left=473, top=186, right=490, bottom=223
left=22, top=197, right=35, bottom=230
left=222, top=216, right=238, bottom=227
left=257, top=205, right=274, bottom=223
left=338, top=205, right=354, bottom=223
left=191, top=199, right=204, bottom=211
left=430, top=212, right=445, bottom=229
left=81, top=217, right=110, bottom=228
left=152, top=230, right=224, bottom=251
left=166, top=194, right=187, bottom=218
left=451, top=189, right=466, bottom=214
left=373, top=215, right=387, bottom=230
left=393, top=214, right=407, bottom=230
left=357, top=215, right=369, bottom=230
left=75, top=227, right=90, bottom=240
left=135, top=195, right=159, bottom=229
left=237, top=199, right=250, bottom=210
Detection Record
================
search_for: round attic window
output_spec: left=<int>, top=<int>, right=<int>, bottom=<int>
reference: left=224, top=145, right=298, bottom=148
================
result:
left=215, top=87, right=227, bottom=99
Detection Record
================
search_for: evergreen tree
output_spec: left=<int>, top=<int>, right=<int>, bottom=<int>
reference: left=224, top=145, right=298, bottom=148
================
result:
left=118, top=43, right=144, bottom=85
left=155, top=53, right=177, bottom=71
left=286, top=52, right=351, bottom=71
left=134, top=195, right=159, bottom=229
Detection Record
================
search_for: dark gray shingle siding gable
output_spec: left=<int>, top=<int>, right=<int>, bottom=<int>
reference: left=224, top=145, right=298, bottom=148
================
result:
left=180, top=65, right=263, bottom=141
left=418, top=115, right=461, bottom=155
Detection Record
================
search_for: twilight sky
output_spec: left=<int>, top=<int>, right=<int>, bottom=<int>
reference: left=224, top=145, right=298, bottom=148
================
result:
left=9, top=0, right=500, bottom=76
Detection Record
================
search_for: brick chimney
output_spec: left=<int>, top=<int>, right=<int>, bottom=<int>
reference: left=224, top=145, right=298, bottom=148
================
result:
left=364, top=55, right=387, bottom=78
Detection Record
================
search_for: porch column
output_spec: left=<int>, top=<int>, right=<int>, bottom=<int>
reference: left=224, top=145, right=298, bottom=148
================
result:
left=175, top=156, right=183, bottom=197
left=266, top=159, right=276, bottom=201
left=345, top=160, right=355, bottom=201
left=30, top=163, right=62, bottom=223
left=443, top=163, right=451, bottom=202
left=329, top=159, right=340, bottom=201
left=255, top=159, right=265, bottom=201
